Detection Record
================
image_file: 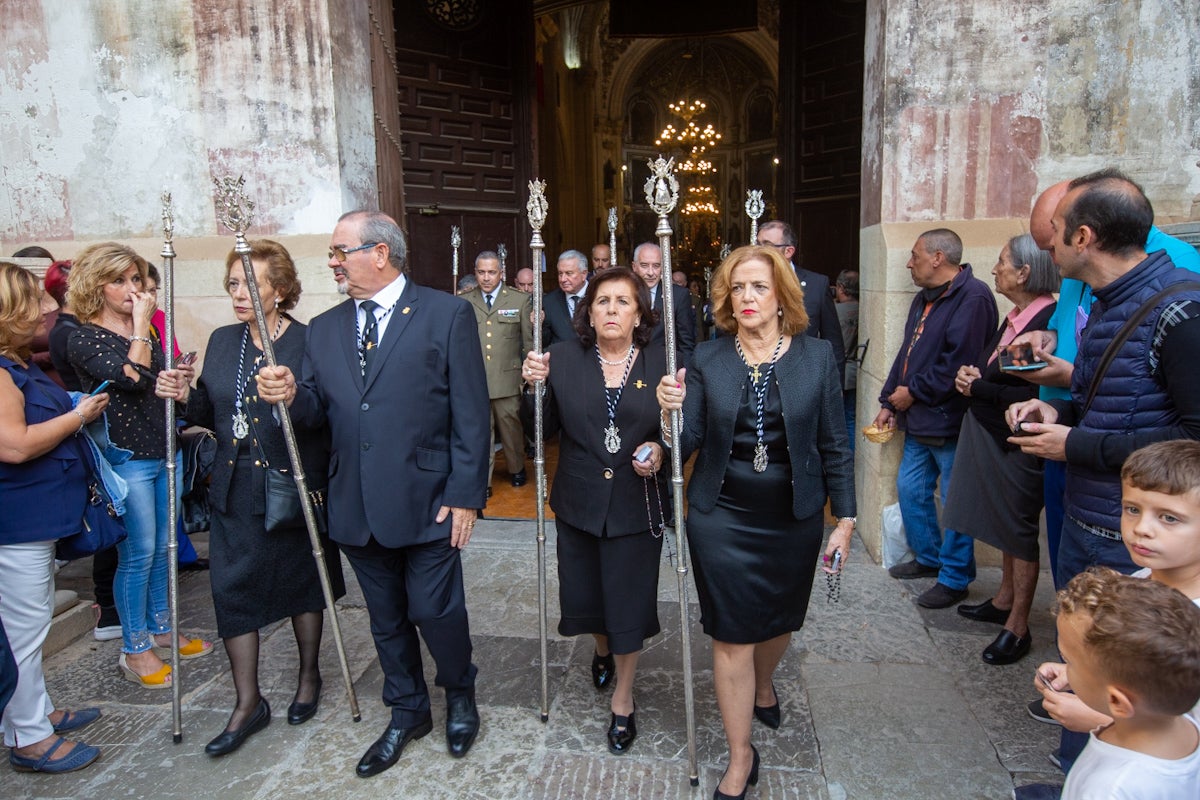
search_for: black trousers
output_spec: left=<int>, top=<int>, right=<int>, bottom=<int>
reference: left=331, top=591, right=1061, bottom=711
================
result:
left=340, top=536, right=477, bottom=728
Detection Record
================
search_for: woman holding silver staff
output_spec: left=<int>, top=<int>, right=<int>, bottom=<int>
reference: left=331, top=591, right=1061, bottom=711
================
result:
left=155, top=240, right=345, bottom=755
left=656, top=245, right=855, bottom=800
left=66, top=243, right=213, bottom=690
left=521, top=267, right=669, bottom=755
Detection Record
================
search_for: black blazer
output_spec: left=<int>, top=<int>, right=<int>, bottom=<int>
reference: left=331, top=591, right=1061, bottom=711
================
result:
left=543, top=287, right=583, bottom=347
left=542, top=340, right=669, bottom=537
left=649, top=283, right=696, bottom=367
left=289, top=280, right=491, bottom=548
left=185, top=321, right=330, bottom=516
left=794, top=266, right=846, bottom=382
left=678, top=335, right=855, bottom=520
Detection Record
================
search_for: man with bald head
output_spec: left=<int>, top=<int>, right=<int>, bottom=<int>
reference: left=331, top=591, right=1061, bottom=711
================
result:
left=591, top=244, right=612, bottom=272
left=514, top=268, right=535, bottom=294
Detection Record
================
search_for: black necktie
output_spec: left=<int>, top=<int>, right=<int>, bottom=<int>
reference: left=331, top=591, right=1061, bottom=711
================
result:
left=485, top=293, right=493, bottom=310
left=359, top=299, right=379, bottom=378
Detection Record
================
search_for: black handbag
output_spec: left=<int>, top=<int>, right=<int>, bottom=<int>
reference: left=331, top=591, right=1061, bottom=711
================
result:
left=249, top=415, right=327, bottom=534
left=57, top=452, right=128, bottom=561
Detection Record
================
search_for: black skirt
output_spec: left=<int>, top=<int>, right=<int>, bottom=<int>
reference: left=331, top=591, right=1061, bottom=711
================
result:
left=555, top=518, right=662, bottom=654
left=209, top=451, right=345, bottom=639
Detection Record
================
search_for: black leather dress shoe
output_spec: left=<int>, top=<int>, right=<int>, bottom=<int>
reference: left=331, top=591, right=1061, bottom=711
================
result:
left=356, top=717, right=433, bottom=777
left=205, top=697, right=271, bottom=757
left=287, top=678, right=322, bottom=725
left=957, top=598, right=1011, bottom=625
left=606, top=709, right=637, bottom=754
left=753, top=683, right=781, bottom=729
left=591, top=652, right=615, bottom=690
left=445, top=691, right=480, bottom=758
left=982, top=629, right=1032, bottom=665
left=510, top=469, right=528, bottom=487
left=917, top=582, right=969, bottom=609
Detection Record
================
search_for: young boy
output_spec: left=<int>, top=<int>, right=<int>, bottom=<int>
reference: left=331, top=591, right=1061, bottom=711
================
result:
left=1035, top=440, right=1200, bottom=737
left=1052, top=569, right=1200, bottom=798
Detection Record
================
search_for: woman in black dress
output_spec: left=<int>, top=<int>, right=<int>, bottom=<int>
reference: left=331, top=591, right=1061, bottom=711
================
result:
left=156, top=240, right=344, bottom=756
left=657, top=246, right=855, bottom=800
left=522, top=268, right=669, bottom=755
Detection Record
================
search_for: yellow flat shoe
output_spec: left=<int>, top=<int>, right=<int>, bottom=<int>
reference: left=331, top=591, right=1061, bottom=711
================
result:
left=118, top=654, right=172, bottom=689
left=153, top=636, right=214, bottom=660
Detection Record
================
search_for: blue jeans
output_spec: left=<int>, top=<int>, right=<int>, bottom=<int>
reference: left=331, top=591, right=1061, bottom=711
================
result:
left=1055, top=513, right=1137, bottom=775
left=1043, top=460, right=1067, bottom=588
left=897, top=435, right=976, bottom=590
left=113, top=455, right=182, bottom=654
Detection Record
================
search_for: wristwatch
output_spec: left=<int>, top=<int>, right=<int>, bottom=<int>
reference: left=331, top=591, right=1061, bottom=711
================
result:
left=838, top=516, right=857, bottom=527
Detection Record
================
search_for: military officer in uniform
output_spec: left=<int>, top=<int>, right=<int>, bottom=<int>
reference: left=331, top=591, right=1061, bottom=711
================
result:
left=465, top=251, right=533, bottom=495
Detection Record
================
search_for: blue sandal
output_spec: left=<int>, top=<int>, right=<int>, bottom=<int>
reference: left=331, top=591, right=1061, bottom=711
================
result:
left=52, top=708, right=102, bottom=734
left=9, top=736, right=101, bottom=773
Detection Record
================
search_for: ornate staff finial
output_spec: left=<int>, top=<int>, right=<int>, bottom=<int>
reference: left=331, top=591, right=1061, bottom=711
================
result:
left=527, top=179, right=548, bottom=232
left=497, top=243, right=508, bottom=263
left=720, top=243, right=732, bottom=260
left=161, top=191, right=175, bottom=243
left=450, top=225, right=461, bottom=249
left=607, top=207, right=617, bottom=234
left=644, top=156, right=679, bottom=216
left=745, top=189, right=765, bottom=244
left=213, top=175, right=256, bottom=235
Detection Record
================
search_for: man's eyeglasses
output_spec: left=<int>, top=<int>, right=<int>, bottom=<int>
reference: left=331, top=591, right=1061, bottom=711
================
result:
left=758, top=241, right=790, bottom=251
left=329, top=242, right=380, bottom=262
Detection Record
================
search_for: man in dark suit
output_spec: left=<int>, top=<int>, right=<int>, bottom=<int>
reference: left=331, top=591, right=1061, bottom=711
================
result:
left=258, top=210, right=490, bottom=777
left=757, top=221, right=846, bottom=380
left=542, top=249, right=589, bottom=346
left=464, top=250, right=532, bottom=494
left=631, top=242, right=695, bottom=365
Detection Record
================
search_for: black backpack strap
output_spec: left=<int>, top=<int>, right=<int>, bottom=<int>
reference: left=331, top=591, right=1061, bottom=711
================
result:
left=1081, top=281, right=1200, bottom=417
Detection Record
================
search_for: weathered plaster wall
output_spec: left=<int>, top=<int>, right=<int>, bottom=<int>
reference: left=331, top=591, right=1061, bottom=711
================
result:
left=857, top=0, right=1200, bottom=558
left=0, top=0, right=375, bottom=244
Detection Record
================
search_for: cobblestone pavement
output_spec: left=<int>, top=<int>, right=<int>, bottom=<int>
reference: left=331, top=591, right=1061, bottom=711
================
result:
left=1, top=520, right=1060, bottom=799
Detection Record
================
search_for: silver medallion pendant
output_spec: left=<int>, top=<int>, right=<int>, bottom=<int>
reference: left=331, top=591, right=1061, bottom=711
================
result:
left=232, top=409, right=250, bottom=440
left=604, top=422, right=621, bottom=454
left=753, top=441, right=768, bottom=473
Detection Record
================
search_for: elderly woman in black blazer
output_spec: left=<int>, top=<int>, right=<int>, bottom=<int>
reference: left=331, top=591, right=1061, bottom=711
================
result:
left=657, top=245, right=855, bottom=800
left=522, top=267, right=668, bottom=756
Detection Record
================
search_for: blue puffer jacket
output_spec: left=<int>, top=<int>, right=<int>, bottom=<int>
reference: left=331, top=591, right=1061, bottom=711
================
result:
left=1065, top=250, right=1200, bottom=530
left=879, top=264, right=998, bottom=437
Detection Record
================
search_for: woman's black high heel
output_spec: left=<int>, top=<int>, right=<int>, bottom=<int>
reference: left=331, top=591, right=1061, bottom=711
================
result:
left=713, top=744, right=759, bottom=799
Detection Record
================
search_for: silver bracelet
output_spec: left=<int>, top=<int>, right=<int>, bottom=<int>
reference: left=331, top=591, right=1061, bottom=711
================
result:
left=72, top=409, right=86, bottom=433
left=129, top=335, right=153, bottom=347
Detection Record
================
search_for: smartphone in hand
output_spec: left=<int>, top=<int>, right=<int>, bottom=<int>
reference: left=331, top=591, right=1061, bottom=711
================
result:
left=88, top=380, right=112, bottom=396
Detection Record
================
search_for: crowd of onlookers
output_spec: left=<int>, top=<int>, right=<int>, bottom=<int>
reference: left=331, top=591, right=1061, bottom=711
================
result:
left=3, top=174, right=1199, bottom=798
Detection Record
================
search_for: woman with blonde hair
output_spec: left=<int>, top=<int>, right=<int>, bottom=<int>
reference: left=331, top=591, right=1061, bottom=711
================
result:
left=658, top=245, right=855, bottom=799
left=0, top=262, right=109, bottom=772
left=67, top=243, right=212, bottom=690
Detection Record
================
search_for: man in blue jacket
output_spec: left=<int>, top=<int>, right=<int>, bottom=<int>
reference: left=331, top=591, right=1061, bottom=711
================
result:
left=872, top=229, right=998, bottom=608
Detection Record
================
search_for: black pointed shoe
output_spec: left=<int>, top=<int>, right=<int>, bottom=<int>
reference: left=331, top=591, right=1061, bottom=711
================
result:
left=606, top=708, right=637, bottom=754
left=713, top=744, right=760, bottom=799
left=355, top=716, right=433, bottom=777
left=287, top=678, right=322, bottom=725
left=957, top=598, right=1011, bottom=624
left=591, top=651, right=615, bottom=690
left=982, top=629, right=1032, bottom=665
left=445, top=690, right=480, bottom=758
left=753, top=683, right=781, bottom=729
left=205, top=697, right=271, bottom=757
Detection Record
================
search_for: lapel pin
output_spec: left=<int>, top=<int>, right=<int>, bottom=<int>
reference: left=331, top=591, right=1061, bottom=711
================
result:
left=634, top=379, right=647, bottom=389
left=402, top=306, right=411, bottom=314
